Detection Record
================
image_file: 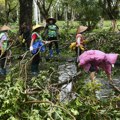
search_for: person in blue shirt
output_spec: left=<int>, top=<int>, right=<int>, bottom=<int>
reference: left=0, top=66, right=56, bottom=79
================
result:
left=30, top=25, right=48, bottom=75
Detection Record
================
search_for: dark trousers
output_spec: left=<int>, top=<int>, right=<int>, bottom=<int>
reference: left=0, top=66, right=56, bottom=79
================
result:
left=48, top=37, right=59, bottom=55
left=31, top=52, right=40, bottom=73
left=0, top=51, right=7, bottom=69
left=49, top=41, right=59, bottom=50
left=75, top=47, right=82, bottom=56
left=0, top=51, right=7, bottom=74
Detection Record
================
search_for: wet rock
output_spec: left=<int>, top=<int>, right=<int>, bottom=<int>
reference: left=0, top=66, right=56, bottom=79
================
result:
left=58, top=63, right=77, bottom=102
left=58, top=63, right=120, bottom=101
left=85, top=77, right=120, bottom=100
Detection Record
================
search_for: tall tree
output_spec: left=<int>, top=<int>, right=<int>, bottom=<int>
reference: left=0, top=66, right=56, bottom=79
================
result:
left=19, top=0, right=33, bottom=32
left=5, top=0, right=18, bottom=24
left=68, top=0, right=101, bottom=29
left=36, top=0, right=54, bottom=19
left=99, top=0, right=120, bottom=31
left=99, top=0, right=120, bottom=20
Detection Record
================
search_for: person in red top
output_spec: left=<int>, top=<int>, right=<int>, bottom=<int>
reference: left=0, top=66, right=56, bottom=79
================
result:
left=30, top=25, right=46, bottom=75
left=32, top=33, right=36, bottom=40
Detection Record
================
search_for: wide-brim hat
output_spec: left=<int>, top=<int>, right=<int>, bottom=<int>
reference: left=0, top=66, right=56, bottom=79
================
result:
left=77, top=26, right=88, bottom=33
left=0, top=25, right=11, bottom=32
left=46, top=18, right=56, bottom=23
left=32, top=24, right=44, bottom=31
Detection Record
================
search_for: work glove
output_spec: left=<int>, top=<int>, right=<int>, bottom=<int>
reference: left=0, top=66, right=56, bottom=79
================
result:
left=30, top=46, right=33, bottom=51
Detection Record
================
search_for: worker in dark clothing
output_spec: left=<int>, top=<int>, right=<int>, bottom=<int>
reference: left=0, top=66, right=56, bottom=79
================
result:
left=44, top=18, right=60, bottom=57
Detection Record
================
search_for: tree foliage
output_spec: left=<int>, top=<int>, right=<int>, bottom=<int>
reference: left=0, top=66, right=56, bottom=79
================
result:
left=5, top=0, right=18, bottom=24
left=19, top=0, right=33, bottom=31
left=36, top=0, right=54, bottom=19
left=0, top=63, right=119, bottom=120
left=99, top=0, right=120, bottom=19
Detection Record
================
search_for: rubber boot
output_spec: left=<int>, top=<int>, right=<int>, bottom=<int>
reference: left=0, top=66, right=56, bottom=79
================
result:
left=31, top=64, right=38, bottom=75
left=56, top=49, right=60, bottom=55
left=49, top=49, right=53, bottom=57
left=0, top=68, right=6, bottom=75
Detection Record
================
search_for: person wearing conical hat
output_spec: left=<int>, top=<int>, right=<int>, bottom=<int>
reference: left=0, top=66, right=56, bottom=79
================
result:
left=44, top=18, right=60, bottom=57
left=70, top=26, right=88, bottom=63
left=30, top=24, right=48, bottom=74
left=0, top=25, right=11, bottom=75
left=76, top=25, right=88, bottom=54
left=46, top=18, right=56, bottom=24
left=78, top=50, right=118, bottom=83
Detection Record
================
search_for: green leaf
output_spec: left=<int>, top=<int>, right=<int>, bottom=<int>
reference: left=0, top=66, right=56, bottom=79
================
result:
left=71, top=109, right=79, bottom=115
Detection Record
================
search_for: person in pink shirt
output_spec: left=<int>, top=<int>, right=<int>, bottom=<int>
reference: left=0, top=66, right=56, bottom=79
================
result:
left=78, top=50, right=118, bottom=83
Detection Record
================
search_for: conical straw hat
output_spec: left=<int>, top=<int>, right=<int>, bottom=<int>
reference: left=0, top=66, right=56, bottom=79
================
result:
left=0, top=25, right=11, bottom=31
left=32, top=24, right=44, bottom=31
left=77, top=26, right=88, bottom=33
left=46, top=18, right=56, bottom=23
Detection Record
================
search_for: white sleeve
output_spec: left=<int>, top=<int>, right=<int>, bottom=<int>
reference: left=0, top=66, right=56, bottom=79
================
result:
left=1, top=33, right=8, bottom=41
left=76, top=37, right=81, bottom=45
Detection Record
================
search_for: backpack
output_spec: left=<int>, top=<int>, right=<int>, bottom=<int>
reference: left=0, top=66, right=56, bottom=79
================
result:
left=48, top=25, right=58, bottom=38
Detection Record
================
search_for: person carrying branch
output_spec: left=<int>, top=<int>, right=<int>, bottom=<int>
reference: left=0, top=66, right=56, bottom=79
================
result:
left=0, top=25, right=11, bottom=75
left=44, top=18, right=60, bottom=57
left=29, top=25, right=49, bottom=75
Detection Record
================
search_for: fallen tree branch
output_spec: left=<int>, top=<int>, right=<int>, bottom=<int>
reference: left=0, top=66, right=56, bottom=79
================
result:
left=25, top=100, right=76, bottom=120
left=110, top=83, right=120, bottom=93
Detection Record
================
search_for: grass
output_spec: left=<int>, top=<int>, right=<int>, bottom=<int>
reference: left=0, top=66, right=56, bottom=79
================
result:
left=5, top=19, right=120, bottom=35
left=57, top=20, right=120, bottom=33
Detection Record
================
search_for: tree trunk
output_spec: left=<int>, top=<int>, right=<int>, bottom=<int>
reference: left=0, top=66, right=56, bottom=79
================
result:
left=111, top=19, right=117, bottom=32
left=5, top=0, right=8, bottom=24
left=71, top=9, right=75, bottom=21
left=65, top=6, right=68, bottom=22
left=37, top=0, right=53, bottom=20
left=50, top=6, right=53, bottom=18
left=33, top=0, right=38, bottom=25
left=38, top=8, right=41, bottom=23
left=19, top=0, right=33, bottom=32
